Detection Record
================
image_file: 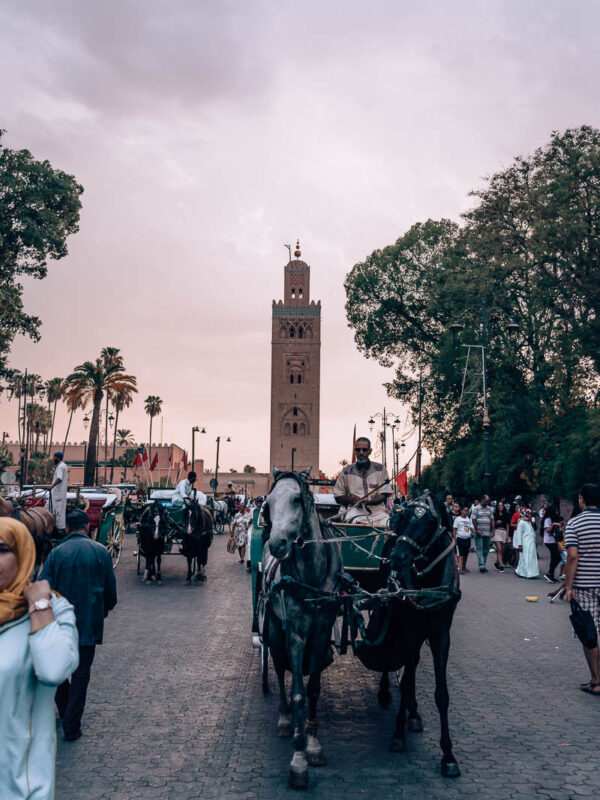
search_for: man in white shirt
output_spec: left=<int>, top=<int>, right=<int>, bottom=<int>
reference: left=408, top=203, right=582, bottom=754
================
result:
left=50, top=451, right=68, bottom=534
left=172, top=471, right=197, bottom=508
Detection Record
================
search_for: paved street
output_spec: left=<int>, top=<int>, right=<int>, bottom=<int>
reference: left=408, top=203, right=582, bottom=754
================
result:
left=56, top=536, right=600, bottom=800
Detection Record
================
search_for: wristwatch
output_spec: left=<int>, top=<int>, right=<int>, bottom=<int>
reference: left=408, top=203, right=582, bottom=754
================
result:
left=28, top=598, right=51, bottom=614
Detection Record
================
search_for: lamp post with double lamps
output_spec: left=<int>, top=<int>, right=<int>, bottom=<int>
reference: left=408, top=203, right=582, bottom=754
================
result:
left=191, top=426, right=206, bottom=476
left=213, top=435, right=231, bottom=497
left=449, top=297, right=519, bottom=495
left=367, top=408, right=401, bottom=471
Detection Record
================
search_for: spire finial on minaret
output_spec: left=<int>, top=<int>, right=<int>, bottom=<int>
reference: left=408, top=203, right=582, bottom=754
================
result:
left=294, top=239, right=301, bottom=259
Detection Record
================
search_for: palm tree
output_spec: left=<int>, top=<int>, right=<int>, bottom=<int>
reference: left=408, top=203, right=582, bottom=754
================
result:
left=101, top=347, right=124, bottom=481
left=9, top=371, right=24, bottom=446
left=144, top=395, right=162, bottom=466
left=62, top=387, right=86, bottom=452
left=109, top=385, right=135, bottom=482
left=44, top=377, right=64, bottom=454
left=116, top=429, right=134, bottom=446
left=26, top=403, right=52, bottom=455
left=66, top=357, right=137, bottom=486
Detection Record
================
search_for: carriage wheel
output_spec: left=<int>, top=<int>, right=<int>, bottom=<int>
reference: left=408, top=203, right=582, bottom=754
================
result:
left=106, top=518, right=124, bottom=568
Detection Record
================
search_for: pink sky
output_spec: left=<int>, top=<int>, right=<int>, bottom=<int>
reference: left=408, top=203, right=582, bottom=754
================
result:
left=1, top=0, right=599, bottom=476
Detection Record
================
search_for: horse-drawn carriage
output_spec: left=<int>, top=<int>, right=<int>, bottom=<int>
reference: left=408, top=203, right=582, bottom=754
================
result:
left=16, top=486, right=125, bottom=567
left=250, top=470, right=462, bottom=789
left=135, top=488, right=214, bottom=584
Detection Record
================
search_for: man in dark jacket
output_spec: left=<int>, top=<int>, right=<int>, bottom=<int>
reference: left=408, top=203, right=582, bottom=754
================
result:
left=40, top=508, right=117, bottom=740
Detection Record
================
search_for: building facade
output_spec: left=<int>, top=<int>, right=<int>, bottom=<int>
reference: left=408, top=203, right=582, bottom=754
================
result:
left=269, top=242, right=321, bottom=474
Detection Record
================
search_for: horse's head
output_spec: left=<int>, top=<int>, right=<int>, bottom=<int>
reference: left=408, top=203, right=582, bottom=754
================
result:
left=266, top=467, right=313, bottom=561
left=389, top=491, right=450, bottom=586
left=142, top=500, right=168, bottom=540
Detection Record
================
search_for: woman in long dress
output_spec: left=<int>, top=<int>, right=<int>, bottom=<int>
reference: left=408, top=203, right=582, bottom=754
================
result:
left=515, top=509, right=539, bottom=579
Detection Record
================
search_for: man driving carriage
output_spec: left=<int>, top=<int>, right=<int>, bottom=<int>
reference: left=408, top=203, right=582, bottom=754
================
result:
left=333, top=437, right=392, bottom=527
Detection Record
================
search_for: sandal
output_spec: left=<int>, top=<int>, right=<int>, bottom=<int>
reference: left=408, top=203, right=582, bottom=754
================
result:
left=580, top=682, right=600, bottom=695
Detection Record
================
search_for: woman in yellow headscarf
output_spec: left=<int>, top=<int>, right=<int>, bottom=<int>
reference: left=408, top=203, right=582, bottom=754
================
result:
left=0, top=518, right=79, bottom=800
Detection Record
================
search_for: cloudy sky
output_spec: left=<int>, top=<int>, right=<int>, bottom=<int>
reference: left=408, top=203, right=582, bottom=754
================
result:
left=1, top=0, right=599, bottom=476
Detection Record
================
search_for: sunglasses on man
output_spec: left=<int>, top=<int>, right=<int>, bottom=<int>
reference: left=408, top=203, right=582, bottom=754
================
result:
left=354, top=447, right=370, bottom=452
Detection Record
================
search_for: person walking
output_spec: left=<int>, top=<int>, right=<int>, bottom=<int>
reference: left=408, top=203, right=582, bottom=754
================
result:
left=39, top=509, right=117, bottom=741
left=543, top=504, right=562, bottom=583
left=564, top=484, right=600, bottom=695
left=50, top=450, right=68, bottom=536
left=453, top=506, right=475, bottom=574
left=472, top=494, right=495, bottom=573
left=0, top=517, right=79, bottom=800
left=231, top=502, right=252, bottom=565
left=515, top=509, right=539, bottom=579
left=493, top=500, right=510, bottom=571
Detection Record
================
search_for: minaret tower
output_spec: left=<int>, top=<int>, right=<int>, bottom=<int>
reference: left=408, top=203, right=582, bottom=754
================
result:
left=269, top=241, right=321, bottom=474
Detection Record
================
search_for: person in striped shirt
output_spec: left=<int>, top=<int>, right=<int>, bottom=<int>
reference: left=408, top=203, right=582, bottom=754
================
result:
left=565, top=484, right=600, bottom=695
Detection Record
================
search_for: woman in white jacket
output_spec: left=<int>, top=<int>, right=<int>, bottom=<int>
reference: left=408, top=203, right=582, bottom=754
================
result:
left=0, top=518, right=79, bottom=800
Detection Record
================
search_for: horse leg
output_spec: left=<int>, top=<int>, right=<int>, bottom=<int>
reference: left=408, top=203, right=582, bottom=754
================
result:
left=391, top=654, right=418, bottom=752
left=145, top=556, right=152, bottom=585
left=185, top=554, right=192, bottom=585
left=305, top=671, right=326, bottom=767
left=406, top=649, right=423, bottom=732
left=275, top=662, right=292, bottom=737
left=199, top=540, right=208, bottom=581
left=430, top=631, right=460, bottom=777
left=288, top=636, right=308, bottom=789
left=378, top=671, right=392, bottom=709
left=156, top=554, right=162, bottom=585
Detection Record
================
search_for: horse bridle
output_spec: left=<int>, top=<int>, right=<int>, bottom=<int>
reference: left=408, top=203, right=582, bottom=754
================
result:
left=392, top=491, right=453, bottom=578
left=263, top=472, right=314, bottom=549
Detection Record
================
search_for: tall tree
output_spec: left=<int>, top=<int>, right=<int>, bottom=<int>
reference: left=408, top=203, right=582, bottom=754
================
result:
left=109, top=387, right=135, bottom=483
left=100, top=347, right=124, bottom=481
left=44, top=377, right=64, bottom=454
left=66, top=357, right=137, bottom=485
left=144, top=396, right=162, bottom=466
left=62, top=387, right=86, bottom=452
left=116, top=429, right=134, bottom=446
left=26, top=403, right=52, bottom=455
left=0, top=131, right=83, bottom=377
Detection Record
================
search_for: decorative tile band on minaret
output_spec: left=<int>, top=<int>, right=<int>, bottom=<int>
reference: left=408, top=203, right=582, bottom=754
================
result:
left=269, top=242, right=321, bottom=475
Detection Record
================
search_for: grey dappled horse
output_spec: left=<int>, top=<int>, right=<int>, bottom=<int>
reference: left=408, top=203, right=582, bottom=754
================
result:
left=261, top=468, right=343, bottom=790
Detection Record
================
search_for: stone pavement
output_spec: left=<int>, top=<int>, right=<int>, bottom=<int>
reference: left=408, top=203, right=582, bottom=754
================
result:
left=55, top=537, right=600, bottom=800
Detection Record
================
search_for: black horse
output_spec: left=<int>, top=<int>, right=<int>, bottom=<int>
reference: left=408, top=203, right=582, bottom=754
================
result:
left=138, top=500, right=169, bottom=585
left=181, top=499, right=214, bottom=584
left=356, top=490, right=461, bottom=777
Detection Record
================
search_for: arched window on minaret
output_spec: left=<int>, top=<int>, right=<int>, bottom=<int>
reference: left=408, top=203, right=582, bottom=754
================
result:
left=285, top=423, right=291, bottom=435
left=289, top=326, right=295, bottom=338
left=293, top=407, right=298, bottom=416
left=293, top=423, right=298, bottom=435
left=299, top=423, right=306, bottom=435
left=298, top=327, right=304, bottom=339
left=297, top=375, right=302, bottom=384
left=298, top=288, right=303, bottom=298
left=289, top=374, right=294, bottom=384
left=291, top=288, right=296, bottom=298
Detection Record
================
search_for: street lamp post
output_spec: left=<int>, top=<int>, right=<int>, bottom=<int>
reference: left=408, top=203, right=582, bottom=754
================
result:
left=367, top=408, right=401, bottom=471
left=191, top=426, right=206, bottom=475
left=214, top=435, right=231, bottom=497
left=450, top=297, right=519, bottom=495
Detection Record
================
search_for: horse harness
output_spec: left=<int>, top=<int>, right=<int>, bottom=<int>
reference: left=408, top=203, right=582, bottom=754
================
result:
left=10, top=500, right=50, bottom=536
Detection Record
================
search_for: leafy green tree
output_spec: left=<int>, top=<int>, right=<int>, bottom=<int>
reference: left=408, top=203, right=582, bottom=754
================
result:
left=0, top=443, right=13, bottom=473
left=0, top=131, right=83, bottom=375
left=243, top=465, right=256, bottom=473
left=345, top=126, right=600, bottom=497
left=116, top=447, right=139, bottom=483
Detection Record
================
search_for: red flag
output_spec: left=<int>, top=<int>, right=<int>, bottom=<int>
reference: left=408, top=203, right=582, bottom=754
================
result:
left=142, top=448, right=148, bottom=464
left=182, top=451, right=188, bottom=471
left=168, top=448, right=173, bottom=464
left=133, top=451, right=142, bottom=468
left=395, top=469, right=408, bottom=496
left=150, top=452, right=159, bottom=472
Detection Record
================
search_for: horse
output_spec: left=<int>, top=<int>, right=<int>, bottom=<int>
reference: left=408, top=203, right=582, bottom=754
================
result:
left=356, top=490, right=461, bottom=777
left=206, top=496, right=230, bottom=532
left=0, top=495, right=55, bottom=571
left=180, top=499, right=214, bottom=584
left=138, top=500, right=170, bottom=585
left=261, top=468, right=343, bottom=790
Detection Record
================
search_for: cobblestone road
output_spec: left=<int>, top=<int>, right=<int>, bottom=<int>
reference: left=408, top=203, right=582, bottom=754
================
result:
left=55, top=536, right=600, bottom=800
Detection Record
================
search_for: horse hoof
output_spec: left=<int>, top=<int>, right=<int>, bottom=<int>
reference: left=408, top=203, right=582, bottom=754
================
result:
left=441, top=761, right=461, bottom=778
left=407, top=717, right=423, bottom=732
left=377, top=689, right=392, bottom=709
left=277, top=714, right=293, bottom=737
left=306, top=740, right=326, bottom=767
left=390, top=737, right=407, bottom=753
left=288, top=752, right=308, bottom=789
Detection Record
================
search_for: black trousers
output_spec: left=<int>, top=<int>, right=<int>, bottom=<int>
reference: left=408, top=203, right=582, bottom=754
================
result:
left=56, top=645, right=96, bottom=736
left=545, top=543, right=561, bottom=578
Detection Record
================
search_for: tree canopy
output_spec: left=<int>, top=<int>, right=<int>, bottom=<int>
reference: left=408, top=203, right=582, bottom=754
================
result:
left=344, top=126, right=600, bottom=498
left=0, top=131, right=83, bottom=376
